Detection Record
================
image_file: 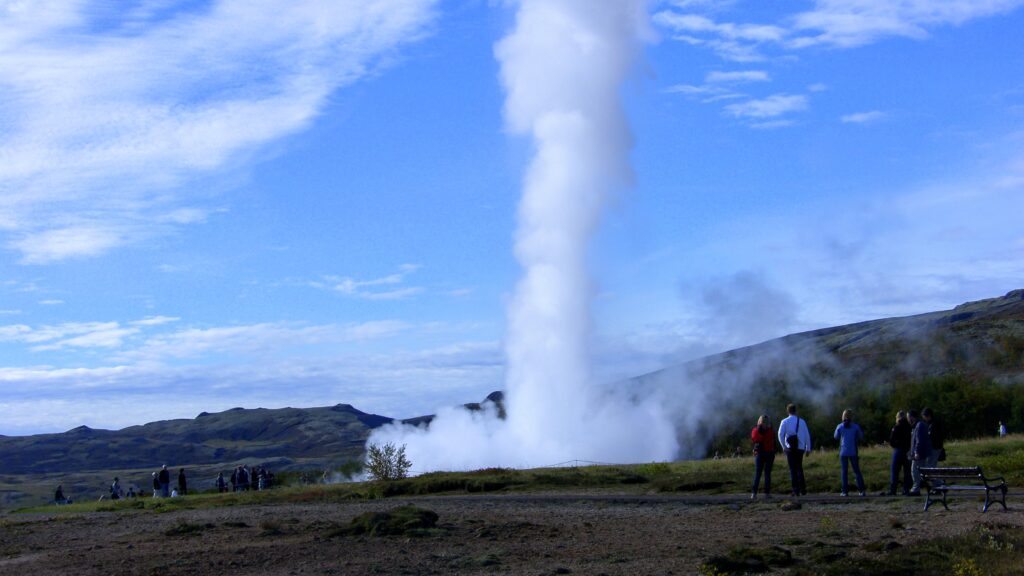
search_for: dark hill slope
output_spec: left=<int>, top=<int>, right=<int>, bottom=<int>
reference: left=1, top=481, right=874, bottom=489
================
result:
left=0, top=404, right=392, bottom=475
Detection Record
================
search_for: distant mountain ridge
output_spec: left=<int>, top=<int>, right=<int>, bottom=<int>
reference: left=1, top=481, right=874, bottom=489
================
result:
left=1, top=290, right=1021, bottom=474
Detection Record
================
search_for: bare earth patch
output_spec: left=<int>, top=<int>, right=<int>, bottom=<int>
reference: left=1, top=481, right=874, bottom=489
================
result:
left=1, top=493, right=1021, bottom=575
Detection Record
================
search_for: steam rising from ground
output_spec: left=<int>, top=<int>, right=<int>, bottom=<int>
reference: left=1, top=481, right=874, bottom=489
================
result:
left=368, top=0, right=679, bottom=470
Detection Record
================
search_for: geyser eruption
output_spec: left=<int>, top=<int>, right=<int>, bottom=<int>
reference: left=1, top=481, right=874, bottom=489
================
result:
left=367, top=0, right=678, bottom=469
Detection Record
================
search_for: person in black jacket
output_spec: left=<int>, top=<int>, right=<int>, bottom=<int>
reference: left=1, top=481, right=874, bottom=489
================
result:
left=178, top=468, right=188, bottom=496
left=887, top=410, right=912, bottom=495
left=158, top=465, right=171, bottom=497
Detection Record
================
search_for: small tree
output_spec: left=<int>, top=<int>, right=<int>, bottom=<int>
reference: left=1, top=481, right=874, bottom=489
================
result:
left=365, top=442, right=412, bottom=481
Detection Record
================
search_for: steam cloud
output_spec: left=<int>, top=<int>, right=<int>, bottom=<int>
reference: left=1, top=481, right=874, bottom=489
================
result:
left=367, top=0, right=679, bottom=470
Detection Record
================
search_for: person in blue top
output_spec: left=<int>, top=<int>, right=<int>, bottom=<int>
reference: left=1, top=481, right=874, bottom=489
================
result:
left=834, top=409, right=866, bottom=496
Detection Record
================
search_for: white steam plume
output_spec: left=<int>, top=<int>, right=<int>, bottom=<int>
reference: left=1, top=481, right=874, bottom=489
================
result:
left=368, top=0, right=678, bottom=470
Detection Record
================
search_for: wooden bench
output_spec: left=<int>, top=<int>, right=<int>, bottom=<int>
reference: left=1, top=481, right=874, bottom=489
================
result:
left=920, top=467, right=1008, bottom=512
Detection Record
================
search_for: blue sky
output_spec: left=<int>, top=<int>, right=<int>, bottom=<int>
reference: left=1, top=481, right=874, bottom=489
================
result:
left=1, top=0, right=1022, bottom=434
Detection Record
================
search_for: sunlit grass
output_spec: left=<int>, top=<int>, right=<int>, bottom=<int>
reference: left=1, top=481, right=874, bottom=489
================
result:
left=15, top=434, right=1023, bottom=514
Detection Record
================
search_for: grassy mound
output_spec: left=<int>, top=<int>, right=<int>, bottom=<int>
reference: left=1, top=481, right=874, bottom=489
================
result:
left=342, top=506, right=439, bottom=537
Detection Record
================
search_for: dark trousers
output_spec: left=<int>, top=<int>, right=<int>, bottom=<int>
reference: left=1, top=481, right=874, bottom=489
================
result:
left=840, top=455, right=865, bottom=494
left=752, top=451, right=776, bottom=495
left=786, top=449, right=806, bottom=495
left=889, top=448, right=911, bottom=494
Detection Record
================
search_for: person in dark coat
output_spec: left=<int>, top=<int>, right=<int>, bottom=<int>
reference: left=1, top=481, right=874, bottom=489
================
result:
left=216, top=472, right=227, bottom=493
left=177, top=468, right=188, bottom=496
left=887, top=410, right=913, bottom=495
left=55, top=485, right=67, bottom=504
left=908, top=409, right=931, bottom=496
left=158, top=465, right=171, bottom=497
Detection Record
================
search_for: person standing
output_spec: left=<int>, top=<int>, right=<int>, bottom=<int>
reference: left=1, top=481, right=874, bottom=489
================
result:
left=216, top=471, right=227, bottom=493
left=833, top=409, right=866, bottom=496
left=750, top=414, right=777, bottom=499
left=110, top=477, right=124, bottom=500
left=777, top=403, right=812, bottom=497
left=152, top=472, right=161, bottom=498
left=908, top=409, right=931, bottom=496
left=55, top=485, right=67, bottom=505
left=887, top=410, right=913, bottom=496
left=999, top=421, right=1008, bottom=437
left=158, top=465, right=171, bottom=498
left=922, top=408, right=945, bottom=466
left=177, top=468, right=188, bottom=496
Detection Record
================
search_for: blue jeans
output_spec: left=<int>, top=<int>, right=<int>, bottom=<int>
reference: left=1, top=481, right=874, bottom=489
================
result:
left=890, top=448, right=911, bottom=494
left=752, top=451, right=775, bottom=495
left=840, top=455, right=865, bottom=494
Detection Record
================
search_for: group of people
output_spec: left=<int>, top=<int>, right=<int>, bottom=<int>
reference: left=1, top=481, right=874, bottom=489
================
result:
left=148, top=465, right=189, bottom=497
left=219, top=464, right=274, bottom=492
left=749, top=403, right=948, bottom=499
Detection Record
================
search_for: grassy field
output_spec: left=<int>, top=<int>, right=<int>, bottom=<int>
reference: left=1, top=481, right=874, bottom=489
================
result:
left=13, top=434, right=1023, bottom=515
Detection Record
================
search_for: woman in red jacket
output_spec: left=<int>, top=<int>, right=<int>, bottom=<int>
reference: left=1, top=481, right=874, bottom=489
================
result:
left=751, top=414, right=777, bottom=499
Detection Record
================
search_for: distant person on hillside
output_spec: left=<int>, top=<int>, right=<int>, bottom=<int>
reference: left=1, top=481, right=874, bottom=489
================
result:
left=216, top=472, right=227, bottom=493
left=178, top=468, right=187, bottom=496
left=238, top=466, right=249, bottom=491
left=833, top=409, right=866, bottom=497
left=998, top=421, right=1008, bottom=438
left=55, top=485, right=67, bottom=505
left=230, top=468, right=238, bottom=492
left=110, top=477, right=124, bottom=500
left=777, top=403, right=811, bottom=497
left=886, top=410, right=913, bottom=496
left=158, top=465, right=171, bottom=497
left=750, top=414, right=777, bottom=500
left=152, top=472, right=160, bottom=498
left=908, top=409, right=931, bottom=496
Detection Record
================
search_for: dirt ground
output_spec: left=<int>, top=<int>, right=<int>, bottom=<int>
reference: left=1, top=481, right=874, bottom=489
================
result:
left=1, top=492, right=1021, bottom=575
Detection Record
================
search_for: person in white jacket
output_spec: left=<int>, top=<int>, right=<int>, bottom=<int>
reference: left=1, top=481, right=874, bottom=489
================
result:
left=777, top=403, right=812, bottom=496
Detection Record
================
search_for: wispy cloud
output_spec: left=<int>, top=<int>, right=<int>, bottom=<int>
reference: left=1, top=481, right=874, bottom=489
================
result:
left=725, top=94, right=808, bottom=119
left=0, top=0, right=438, bottom=263
left=311, top=264, right=425, bottom=300
left=841, top=110, right=887, bottom=124
left=705, top=70, right=769, bottom=84
left=654, top=0, right=1024, bottom=59
left=38, top=299, right=64, bottom=306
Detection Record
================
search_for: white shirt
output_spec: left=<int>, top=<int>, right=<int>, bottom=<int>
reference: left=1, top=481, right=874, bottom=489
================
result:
left=777, top=414, right=812, bottom=452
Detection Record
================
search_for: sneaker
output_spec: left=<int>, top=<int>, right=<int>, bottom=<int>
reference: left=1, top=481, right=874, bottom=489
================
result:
left=908, top=490, right=921, bottom=496
left=764, top=493, right=772, bottom=500
left=751, top=493, right=757, bottom=500
left=840, top=492, right=848, bottom=497
left=859, top=491, right=866, bottom=497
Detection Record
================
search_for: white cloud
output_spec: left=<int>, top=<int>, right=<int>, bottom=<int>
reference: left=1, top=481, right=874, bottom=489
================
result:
left=38, top=299, right=64, bottom=305
left=130, top=316, right=180, bottom=327
left=705, top=70, right=769, bottom=83
left=0, top=0, right=439, bottom=263
left=725, top=94, right=808, bottom=119
left=0, top=336, right=504, bottom=434
left=841, top=110, right=887, bottom=123
left=654, top=0, right=1024, bottom=58
left=117, top=320, right=413, bottom=364
left=791, top=0, right=1024, bottom=48
left=312, top=264, right=424, bottom=300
